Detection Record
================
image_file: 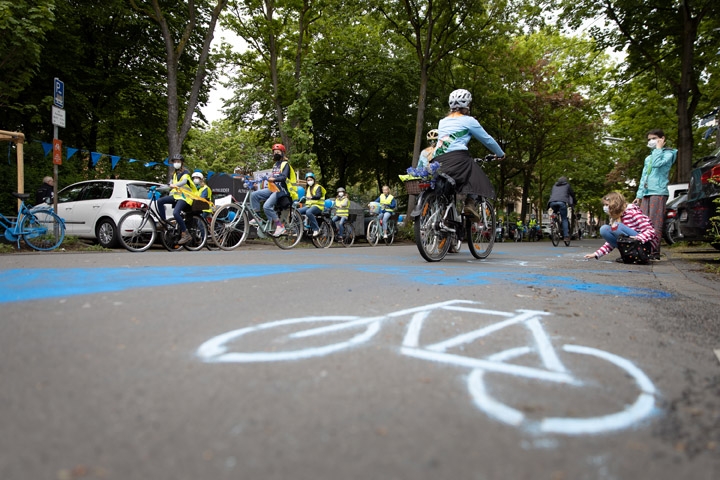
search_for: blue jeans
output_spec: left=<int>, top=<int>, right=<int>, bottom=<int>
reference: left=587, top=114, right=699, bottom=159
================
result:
left=332, top=216, right=347, bottom=236
left=250, top=189, right=279, bottom=223
left=549, top=201, right=569, bottom=238
left=157, top=196, right=190, bottom=232
left=298, top=205, right=321, bottom=231
left=381, top=212, right=392, bottom=234
left=599, top=223, right=638, bottom=248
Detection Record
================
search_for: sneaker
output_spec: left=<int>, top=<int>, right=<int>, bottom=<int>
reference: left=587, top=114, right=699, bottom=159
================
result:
left=248, top=218, right=258, bottom=227
left=273, top=225, right=286, bottom=236
left=615, top=257, right=625, bottom=263
left=178, top=231, right=192, bottom=245
left=462, top=204, right=480, bottom=220
left=337, top=236, right=343, bottom=241
left=564, top=236, right=570, bottom=242
left=313, top=230, right=320, bottom=237
left=383, top=233, right=388, bottom=239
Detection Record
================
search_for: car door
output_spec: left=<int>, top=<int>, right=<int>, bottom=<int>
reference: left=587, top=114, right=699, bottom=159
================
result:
left=56, top=183, right=88, bottom=236
left=68, top=181, right=114, bottom=237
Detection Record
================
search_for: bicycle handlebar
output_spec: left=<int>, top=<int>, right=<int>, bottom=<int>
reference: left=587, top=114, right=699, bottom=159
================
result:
left=474, top=154, right=499, bottom=164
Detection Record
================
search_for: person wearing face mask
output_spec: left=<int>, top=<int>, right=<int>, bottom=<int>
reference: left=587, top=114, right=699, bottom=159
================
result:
left=297, top=172, right=326, bottom=237
left=371, top=185, right=397, bottom=239
left=157, top=153, right=198, bottom=245
left=633, top=129, right=678, bottom=260
left=332, top=187, right=350, bottom=240
left=249, top=143, right=291, bottom=236
left=192, top=171, right=213, bottom=217
left=547, top=176, right=576, bottom=242
left=584, top=192, right=658, bottom=261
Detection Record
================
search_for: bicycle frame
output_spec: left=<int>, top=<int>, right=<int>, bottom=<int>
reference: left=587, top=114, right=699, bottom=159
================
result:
left=1, top=196, right=65, bottom=250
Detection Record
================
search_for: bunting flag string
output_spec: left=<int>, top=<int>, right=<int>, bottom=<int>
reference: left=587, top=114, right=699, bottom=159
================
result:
left=29, top=139, right=172, bottom=171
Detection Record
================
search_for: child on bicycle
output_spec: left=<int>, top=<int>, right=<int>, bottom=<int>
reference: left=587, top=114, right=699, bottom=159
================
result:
left=371, top=186, right=396, bottom=239
left=297, top=172, right=326, bottom=237
left=157, top=154, right=198, bottom=245
left=432, top=89, right=505, bottom=219
left=332, top=187, right=349, bottom=240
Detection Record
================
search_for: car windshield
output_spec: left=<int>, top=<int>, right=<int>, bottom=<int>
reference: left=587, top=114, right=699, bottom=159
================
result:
left=127, top=183, right=158, bottom=199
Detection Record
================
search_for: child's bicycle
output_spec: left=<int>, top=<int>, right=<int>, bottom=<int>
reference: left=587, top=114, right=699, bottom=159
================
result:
left=300, top=206, right=335, bottom=249
left=209, top=180, right=303, bottom=251
left=116, top=186, right=207, bottom=252
left=330, top=213, right=356, bottom=247
left=0, top=193, right=65, bottom=251
left=366, top=203, right=398, bottom=246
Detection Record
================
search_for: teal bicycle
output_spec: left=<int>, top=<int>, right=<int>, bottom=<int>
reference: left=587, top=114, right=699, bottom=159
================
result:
left=0, top=193, right=65, bottom=251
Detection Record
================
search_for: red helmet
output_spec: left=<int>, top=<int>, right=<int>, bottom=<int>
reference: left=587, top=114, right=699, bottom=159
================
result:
left=272, top=143, right=286, bottom=153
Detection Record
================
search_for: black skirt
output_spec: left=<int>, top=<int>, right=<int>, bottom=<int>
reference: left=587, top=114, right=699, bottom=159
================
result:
left=436, top=150, right=495, bottom=199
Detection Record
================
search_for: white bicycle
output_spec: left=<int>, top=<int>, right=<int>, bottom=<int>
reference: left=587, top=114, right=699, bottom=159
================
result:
left=197, top=300, right=657, bottom=435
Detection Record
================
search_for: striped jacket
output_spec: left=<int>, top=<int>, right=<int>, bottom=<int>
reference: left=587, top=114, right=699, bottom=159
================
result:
left=594, top=204, right=659, bottom=258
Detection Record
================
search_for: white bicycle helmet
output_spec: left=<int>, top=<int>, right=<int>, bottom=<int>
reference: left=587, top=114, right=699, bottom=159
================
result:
left=448, top=89, right=472, bottom=109
left=192, top=171, right=204, bottom=180
left=426, top=129, right=439, bottom=141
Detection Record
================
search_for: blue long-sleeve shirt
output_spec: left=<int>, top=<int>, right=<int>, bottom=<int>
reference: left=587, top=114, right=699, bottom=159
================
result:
left=435, top=114, right=505, bottom=158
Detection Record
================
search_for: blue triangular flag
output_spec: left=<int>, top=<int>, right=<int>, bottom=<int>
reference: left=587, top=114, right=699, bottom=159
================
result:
left=91, top=152, right=103, bottom=166
left=111, top=155, right=121, bottom=170
left=41, top=142, right=52, bottom=156
left=66, top=147, right=79, bottom=160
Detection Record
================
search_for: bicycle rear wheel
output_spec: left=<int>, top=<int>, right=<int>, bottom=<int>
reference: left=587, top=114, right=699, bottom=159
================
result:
left=22, top=210, right=65, bottom=251
left=312, top=217, right=334, bottom=248
left=342, top=223, right=355, bottom=247
left=384, top=219, right=397, bottom=245
left=210, top=204, right=249, bottom=251
left=273, top=209, right=303, bottom=250
left=414, top=191, right=450, bottom=262
left=366, top=219, right=380, bottom=246
left=467, top=199, right=495, bottom=259
left=551, top=218, right=560, bottom=247
left=183, top=215, right=208, bottom=251
left=118, top=210, right=156, bottom=252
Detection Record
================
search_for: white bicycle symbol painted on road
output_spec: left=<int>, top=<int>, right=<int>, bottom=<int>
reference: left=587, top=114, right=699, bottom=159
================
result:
left=197, top=300, right=658, bottom=435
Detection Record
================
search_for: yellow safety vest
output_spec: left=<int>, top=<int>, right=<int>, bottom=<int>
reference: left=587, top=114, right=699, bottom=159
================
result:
left=379, top=194, right=394, bottom=213
left=197, top=185, right=213, bottom=212
left=334, top=197, right=349, bottom=217
left=171, top=171, right=198, bottom=205
left=306, top=184, right=326, bottom=211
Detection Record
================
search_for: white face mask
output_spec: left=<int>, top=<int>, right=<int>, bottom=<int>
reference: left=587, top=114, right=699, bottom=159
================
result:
left=647, top=139, right=658, bottom=149
left=173, top=162, right=182, bottom=169
left=193, top=179, right=201, bottom=186
left=603, top=205, right=610, bottom=214
left=338, top=192, right=344, bottom=197
left=307, top=179, right=314, bottom=185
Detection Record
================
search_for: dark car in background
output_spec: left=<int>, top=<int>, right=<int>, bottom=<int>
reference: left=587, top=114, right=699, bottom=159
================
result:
left=676, top=146, right=720, bottom=249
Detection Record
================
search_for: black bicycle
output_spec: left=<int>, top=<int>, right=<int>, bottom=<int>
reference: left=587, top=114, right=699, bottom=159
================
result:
left=412, top=155, right=497, bottom=262
left=330, top=213, right=356, bottom=247
left=117, top=186, right=207, bottom=252
left=549, top=208, right=570, bottom=247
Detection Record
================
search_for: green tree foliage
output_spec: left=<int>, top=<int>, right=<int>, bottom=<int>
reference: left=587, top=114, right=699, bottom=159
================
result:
left=552, top=0, right=720, bottom=182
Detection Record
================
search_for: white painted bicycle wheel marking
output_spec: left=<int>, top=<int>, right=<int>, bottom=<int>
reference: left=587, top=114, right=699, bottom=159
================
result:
left=466, top=344, right=657, bottom=435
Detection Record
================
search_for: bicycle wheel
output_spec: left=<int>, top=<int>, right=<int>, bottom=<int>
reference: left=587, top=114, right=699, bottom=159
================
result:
left=210, top=203, right=249, bottom=251
left=366, top=219, right=380, bottom=246
left=273, top=209, right=303, bottom=250
left=467, top=199, right=495, bottom=259
left=384, top=219, right=397, bottom=245
left=342, top=223, right=355, bottom=247
left=183, top=215, right=208, bottom=251
left=311, top=217, right=334, bottom=249
left=550, top=219, right=560, bottom=247
left=117, top=210, right=157, bottom=252
left=414, top=191, right=450, bottom=262
left=22, top=210, right=65, bottom=251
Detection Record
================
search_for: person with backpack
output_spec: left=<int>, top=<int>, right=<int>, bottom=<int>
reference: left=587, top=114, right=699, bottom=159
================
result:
left=250, top=143, right=293, bottom=236
left=633, top=129, right=677, bottom=260
left=297, top=172, right=326, bottom=237
left=547, top=176, right=576, bottom=242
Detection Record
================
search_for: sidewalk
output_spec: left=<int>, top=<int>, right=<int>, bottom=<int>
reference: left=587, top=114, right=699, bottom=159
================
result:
left=657, top=245, right=720, bottom=305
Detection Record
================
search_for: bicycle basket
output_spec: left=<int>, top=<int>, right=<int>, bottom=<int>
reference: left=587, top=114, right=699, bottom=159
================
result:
left=404, top=179, right=431, bottom=195
left=368, top=202, right=382, bottom=215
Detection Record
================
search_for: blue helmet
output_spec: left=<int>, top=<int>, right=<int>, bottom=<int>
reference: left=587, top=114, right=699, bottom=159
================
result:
left=305, top=172, right=315, bottom=179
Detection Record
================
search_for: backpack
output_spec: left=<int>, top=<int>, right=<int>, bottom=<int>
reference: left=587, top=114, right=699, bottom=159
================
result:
left=280, top=161, right=299, bottom=201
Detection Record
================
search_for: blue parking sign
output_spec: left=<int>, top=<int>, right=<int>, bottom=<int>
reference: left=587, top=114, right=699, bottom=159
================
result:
left=54, top=78, right=64, bottom=109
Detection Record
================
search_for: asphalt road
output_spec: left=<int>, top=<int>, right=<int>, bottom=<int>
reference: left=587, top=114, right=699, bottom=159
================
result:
left=1, top=238, right=719, bottom=480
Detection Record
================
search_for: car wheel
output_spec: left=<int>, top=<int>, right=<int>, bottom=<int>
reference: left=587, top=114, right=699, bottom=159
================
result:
left=96, top=218, right=118, bottom=248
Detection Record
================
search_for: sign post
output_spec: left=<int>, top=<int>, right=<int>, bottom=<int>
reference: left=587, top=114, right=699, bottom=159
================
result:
left=51, top=78, right=65, bottom=213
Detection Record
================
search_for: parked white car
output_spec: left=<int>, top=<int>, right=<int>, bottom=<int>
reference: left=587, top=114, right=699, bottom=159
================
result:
left=56, top=179, right=162, bottom=248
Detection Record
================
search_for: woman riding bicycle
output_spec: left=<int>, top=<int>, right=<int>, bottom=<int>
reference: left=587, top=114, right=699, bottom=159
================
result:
left=433, top=89, right=505, bottom=217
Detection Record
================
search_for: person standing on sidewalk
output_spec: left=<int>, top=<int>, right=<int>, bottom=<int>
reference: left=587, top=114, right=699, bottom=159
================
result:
left=633, top=129, right=677, bottom=260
